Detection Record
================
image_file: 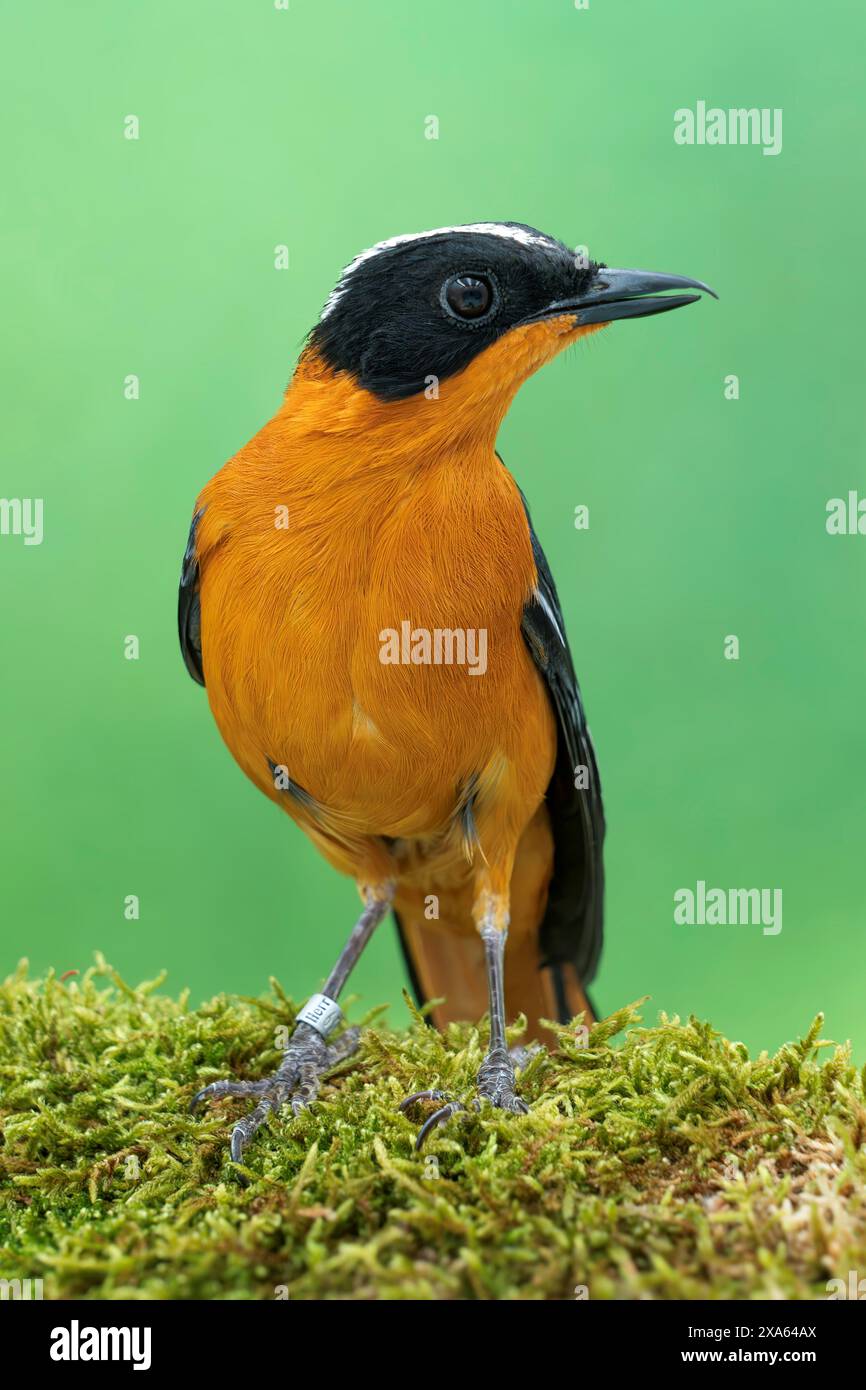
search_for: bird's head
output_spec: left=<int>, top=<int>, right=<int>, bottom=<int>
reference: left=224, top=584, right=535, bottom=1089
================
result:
left=300, top=222, right=716, bottom=446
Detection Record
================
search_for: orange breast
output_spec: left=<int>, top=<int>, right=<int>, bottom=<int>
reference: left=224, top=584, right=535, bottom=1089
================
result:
left=195, top=349, right=557, bottom=881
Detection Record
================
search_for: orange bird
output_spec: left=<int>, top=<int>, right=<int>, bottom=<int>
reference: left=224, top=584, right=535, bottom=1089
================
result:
left=181, top=223, right=715, bottom=1156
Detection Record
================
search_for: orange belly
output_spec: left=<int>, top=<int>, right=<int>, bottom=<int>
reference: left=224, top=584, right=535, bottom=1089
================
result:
left=191, top=354, right=573, bottom=1030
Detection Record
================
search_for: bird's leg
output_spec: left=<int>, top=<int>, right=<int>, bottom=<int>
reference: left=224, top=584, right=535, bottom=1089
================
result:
left=400, top=889, right=529, bottom=1148
left=475, top=913, right=528, bottom=1112
left=191, top=880, right=394, bottom=1161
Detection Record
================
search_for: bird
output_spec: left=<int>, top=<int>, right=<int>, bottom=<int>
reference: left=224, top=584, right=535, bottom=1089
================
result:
left=181, top=222, right=716, bottom=1158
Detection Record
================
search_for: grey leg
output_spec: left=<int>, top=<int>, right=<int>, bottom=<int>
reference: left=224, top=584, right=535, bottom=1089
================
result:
left=321, top=886, right=394, bottom=997
left=475, top=924, right=529, bottom=1110
left=192, top=883, right=394, bottom=1161
left=399, top=917, right=528, bottom=1149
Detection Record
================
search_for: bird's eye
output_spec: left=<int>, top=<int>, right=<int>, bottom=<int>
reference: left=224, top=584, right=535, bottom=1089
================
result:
left=442, top=273, right=495, bottom=321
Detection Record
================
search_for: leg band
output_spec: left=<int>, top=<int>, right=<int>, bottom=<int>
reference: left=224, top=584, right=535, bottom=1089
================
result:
left=296, top=993, right=343, bottom=1037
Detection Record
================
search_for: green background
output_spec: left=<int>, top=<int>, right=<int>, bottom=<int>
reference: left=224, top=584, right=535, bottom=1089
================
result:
left=2, top=0, right=864, bottom=1057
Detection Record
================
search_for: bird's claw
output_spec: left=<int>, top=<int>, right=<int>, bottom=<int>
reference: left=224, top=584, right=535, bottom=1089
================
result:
left=399, top=1089, right=473, bottom=1148
left=398, top=1048, right=528, bottom=1149
left=190, top=1021, right=361, bottom=1162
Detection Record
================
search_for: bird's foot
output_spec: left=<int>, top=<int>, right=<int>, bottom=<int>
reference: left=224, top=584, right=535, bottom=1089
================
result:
left=190, top=1021, right=360, bottom=1162
left=399, top=1046, right=529, bottom=1149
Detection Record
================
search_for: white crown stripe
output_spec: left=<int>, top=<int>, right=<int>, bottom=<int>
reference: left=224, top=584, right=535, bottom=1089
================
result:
left=320, top=223, right=554, bottom=319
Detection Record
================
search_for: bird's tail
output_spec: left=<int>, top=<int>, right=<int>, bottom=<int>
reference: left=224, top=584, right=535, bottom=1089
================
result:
left=392, top=887, right=594, bottom=1044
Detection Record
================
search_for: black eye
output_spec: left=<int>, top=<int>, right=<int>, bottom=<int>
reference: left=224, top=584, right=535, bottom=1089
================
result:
left=442, top=273, right=495, bottom=320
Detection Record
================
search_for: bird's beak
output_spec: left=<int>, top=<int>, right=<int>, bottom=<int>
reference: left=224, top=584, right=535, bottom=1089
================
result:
left=530, top=267, right=718, bottom=327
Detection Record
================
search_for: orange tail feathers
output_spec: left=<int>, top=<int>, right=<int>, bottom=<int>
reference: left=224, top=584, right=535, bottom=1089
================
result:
left=393, top=804, right=595, bottom=1043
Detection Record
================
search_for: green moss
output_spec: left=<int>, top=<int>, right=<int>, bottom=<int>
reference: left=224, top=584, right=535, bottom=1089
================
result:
left=1, top=955, right=864, bottom=1300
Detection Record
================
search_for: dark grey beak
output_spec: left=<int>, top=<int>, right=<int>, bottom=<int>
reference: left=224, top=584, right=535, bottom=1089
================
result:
left=534, top=268, right=718, bottom=327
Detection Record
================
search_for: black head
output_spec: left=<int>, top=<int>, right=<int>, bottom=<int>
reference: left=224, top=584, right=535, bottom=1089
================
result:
left=309, top=223, right=599, bottom=401
left=307, top=222, right=716, bottom=402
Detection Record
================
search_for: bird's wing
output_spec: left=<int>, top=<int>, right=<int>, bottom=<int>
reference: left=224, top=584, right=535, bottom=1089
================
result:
left=178, top=507, right=206, bottom=686
left=517, top=487, right=605, bottom=985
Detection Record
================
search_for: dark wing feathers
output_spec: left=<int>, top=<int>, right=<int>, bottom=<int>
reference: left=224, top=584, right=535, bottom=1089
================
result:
left=518, top=491, right=605, bottom=985
left=178, top=508, right=205, bottom=687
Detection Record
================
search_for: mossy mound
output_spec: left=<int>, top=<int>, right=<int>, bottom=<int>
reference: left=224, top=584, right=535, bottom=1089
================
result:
left=1, top=956, right=864, bottom=1300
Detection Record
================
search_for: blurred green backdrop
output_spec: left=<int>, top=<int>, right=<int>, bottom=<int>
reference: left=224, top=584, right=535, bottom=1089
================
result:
left=2, top=0, right=864, bottom=1057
